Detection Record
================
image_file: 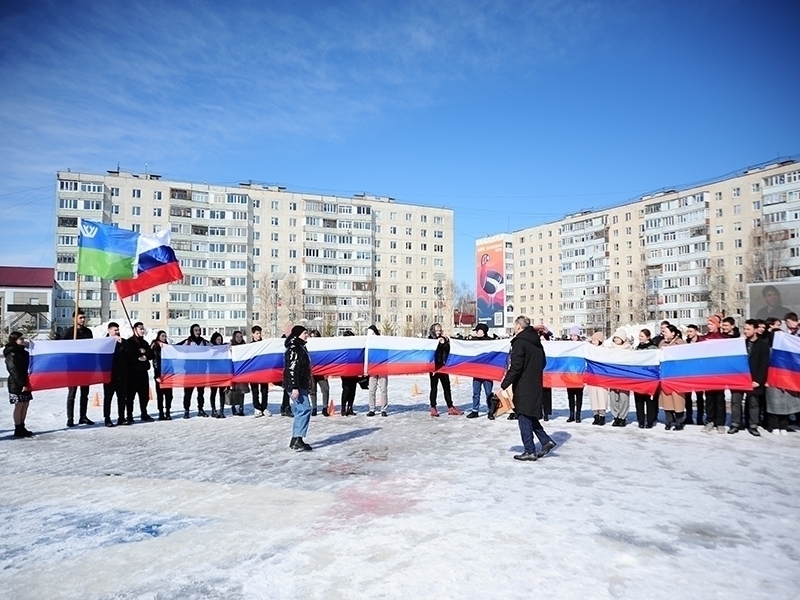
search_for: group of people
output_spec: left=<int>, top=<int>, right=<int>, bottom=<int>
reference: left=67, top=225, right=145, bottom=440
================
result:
left=551, top=312, right=800, bottom=436
left=5, top=309, right=798, bottom=457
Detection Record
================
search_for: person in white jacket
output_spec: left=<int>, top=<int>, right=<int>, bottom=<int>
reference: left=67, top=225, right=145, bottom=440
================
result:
left=366, top=325, right=388, bottom=417
left=607, top=328, right=632, bottom=427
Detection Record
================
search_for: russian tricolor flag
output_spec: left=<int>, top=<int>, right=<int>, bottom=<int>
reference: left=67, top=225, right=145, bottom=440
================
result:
left=115, top=230, right=183, bottom=298
left=160, top=344, right=232, bottom=388
left=659, top=338, right=751, bottom=394
left=439, top=339, right=508, bottom=381
left=584, top=344, right=660, bottom=395
left=28, top=338, right=116, bottom=391
left=767, top=331, right=800, bottom=393
left=231, top=339, right=285, bottom=384
left=368, top=336, right=438, bottom=377
left=307, top=336, right=365, bottom=378
left=542, top=341, right=586, bottom=388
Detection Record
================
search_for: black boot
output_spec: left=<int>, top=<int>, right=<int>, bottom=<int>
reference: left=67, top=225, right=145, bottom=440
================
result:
left=105, top=418, right=115, bottom=427
left=575, top=400, right=583, bottom=423
left=665, top=410, right=674, bottom=430
left=598, top=414, right=606, bottom=426
left=294, top=437, right=312, bottom=451
left=592, top=414, right=599, bottom=425
left=289, top=437, right=298, bottom=449
left=567, top=411, right=575, bottom=423
left=14, top=424, right=25, bottom=438
left=183, top=410, right=190, bottom=419
left=674, top=412, right=685, bottom=431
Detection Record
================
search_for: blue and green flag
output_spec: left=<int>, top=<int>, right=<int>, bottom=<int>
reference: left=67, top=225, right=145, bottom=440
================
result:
left=77, top=220, right=138, bottom=280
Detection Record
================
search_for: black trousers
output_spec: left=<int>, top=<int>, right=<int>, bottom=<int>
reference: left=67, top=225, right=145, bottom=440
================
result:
left=567, top=387, right=583, bottom=417
left=209, top=387, right=226, bottom=411
left=127, top=371, right=150, bottom=418
left=541, top=388, right=552, bottom=417
left=634, top=392, right=658, bottom=426
left=429, top=373, right=452, bottom=408
left=66, top=386, right=90, bottom=420
left=183, top=387, right=206, bottom=411
left=155, top=380, right=173, bottom=414
left=103, top=380, right=126, bottom=421
left=684, top=391, right=705, bottom=423
left=251, top=383, right=269, bottom=411
left=341, top=377, right=358, bottom=412
left=705, top=390, right=726, bottom=427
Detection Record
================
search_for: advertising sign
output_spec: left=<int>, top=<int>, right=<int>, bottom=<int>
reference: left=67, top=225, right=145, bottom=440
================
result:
left=476, top=238, right=506, bottom=327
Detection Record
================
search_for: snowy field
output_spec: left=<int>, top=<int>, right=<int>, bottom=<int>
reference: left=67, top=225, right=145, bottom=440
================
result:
left=1, top=375, right=799, bottom=600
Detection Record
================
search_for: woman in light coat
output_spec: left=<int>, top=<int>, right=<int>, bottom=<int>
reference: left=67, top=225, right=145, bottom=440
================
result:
left=607, top=329, right=632, bottom=427
left=658, top=324, right=686, bottom=430
left=587, top=332, right=609, bottom=426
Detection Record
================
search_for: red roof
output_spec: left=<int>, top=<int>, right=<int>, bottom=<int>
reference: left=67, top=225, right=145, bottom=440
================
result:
left=0, top=266, right=54, bottom=288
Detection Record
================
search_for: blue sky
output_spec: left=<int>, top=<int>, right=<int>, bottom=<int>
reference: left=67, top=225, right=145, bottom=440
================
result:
left=1, top=0, right=799, bottom=288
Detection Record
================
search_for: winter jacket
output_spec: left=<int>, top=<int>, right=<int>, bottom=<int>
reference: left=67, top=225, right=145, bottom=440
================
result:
left=3, top=344, right=30, bottom=394
left=499, top=326, right=546, bottom=418
left=428, top=325, right=450, bottom=370
left=746, top=337, right=770, bottom=390
left=150, top=341, right=164, bottom=379
left=125, top=335, right=154, bottom=371
left=283, top=334, right=313, bottom=391
left=700, top=331, right=726, bottom=341
left=60, top=325, right=93, bottom=340
left=109, top=336, right=128, bottom=383
left=178, top=335, right=209, bottom=346
left=635, top=341, right=658, bottom=351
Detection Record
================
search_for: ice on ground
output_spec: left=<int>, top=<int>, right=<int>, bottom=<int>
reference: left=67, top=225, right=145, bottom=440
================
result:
left=1, top=375, right=798, bottom=599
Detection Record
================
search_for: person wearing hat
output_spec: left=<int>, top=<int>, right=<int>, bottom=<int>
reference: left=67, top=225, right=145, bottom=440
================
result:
left=467, top=323, right=494, bottom=419
left=587, top=332, right=609, bottom=425
left=608, top=328, right=632, bottom=427
left=700, top=314, right=728, bottom=433
left=283, top=325, right=313, bottom=451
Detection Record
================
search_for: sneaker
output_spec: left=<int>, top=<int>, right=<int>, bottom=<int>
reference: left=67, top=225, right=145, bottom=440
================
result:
left=537, top=440, right=556, bottom=458
left=183, top=410, right=190, bottom=419
left=747, top=427, right=761, bottom=437
left=466, top=411, right=479, bottom=419
left=716, top=426, right=726, bottom=434
left=430, top=407, right=439, bottom=417
left=447, top=406, right=463, bottom=416
left=513, top=452, right=537, bottom=461
left=254, top=410, right=264, bottom=418
left=381, top=411, right=388, bottom=417
left=702, top=422, right=715, bottom=433
left=78, top=416, right=95, bottom=426
left=727, top=426, right=740, bottom=435
left=141, top=414, right=154, bottom=422
left=367, top=411, right=376, bottom=417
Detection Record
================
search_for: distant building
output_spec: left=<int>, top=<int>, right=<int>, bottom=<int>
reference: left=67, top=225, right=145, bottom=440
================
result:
left=482, top=157, right=800, bottom=336
left=0, top=266, right=55, bottom=339
left=54, top=170, right=454, bottom=338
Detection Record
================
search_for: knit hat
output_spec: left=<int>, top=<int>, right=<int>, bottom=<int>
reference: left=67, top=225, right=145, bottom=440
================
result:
left=290, top=325, right=307, bottom=338
left=612, top=328, right=628, bottom=343
left=569, top=325, right=582, bottom=337
left=473, top=323, right=489, bottom=335
left=707, top=314, right=722, bottom=326
left=591, top=331, right=605, bottom=343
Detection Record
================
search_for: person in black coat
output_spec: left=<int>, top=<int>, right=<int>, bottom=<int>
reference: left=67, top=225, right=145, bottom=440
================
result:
left=178, top=323, right=210, bottom=418
left=61, top=310, right=94, bottom=427
left=339, top=330, right=360, bottom=416
left=4, top=331, right=33, bottom=437
left=283, top=325, right=313, bottom=451
left=124, top=322, right=155, bottom=423
left=151, top=330, right=173, bottom=420
left=499, top=316, right=556, bottom=461
left=428, top=322, right=462, bottom=417
left=729, top=319, right=770, bottom=436
left=103, top=322, right=128, bottom=427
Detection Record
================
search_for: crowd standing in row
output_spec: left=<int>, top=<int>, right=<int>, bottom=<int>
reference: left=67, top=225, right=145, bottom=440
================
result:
left=5, top=310, right=799, bottom=457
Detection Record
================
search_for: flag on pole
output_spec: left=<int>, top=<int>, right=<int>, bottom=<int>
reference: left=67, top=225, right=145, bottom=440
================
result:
left=115, top=230, right=184, bottom=298
left=77, top=220, right=138, bottom=280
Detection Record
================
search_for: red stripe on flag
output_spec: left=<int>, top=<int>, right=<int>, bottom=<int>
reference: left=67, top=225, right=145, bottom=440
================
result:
left=116, top=262, right=183, bottom=298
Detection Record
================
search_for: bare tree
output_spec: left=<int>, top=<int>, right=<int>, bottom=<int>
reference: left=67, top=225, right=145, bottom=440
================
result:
left=452, top=281, right=472, bottom=327
left=707, top=259, right=732, bottom=316
left=630, top=269, right=649, bottom=324
left=746, top=225, right=789, bottom=283
left=277, top=274, right=303, bottom=329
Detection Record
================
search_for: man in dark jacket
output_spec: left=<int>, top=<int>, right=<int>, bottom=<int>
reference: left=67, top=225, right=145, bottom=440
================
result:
left=61, top=310, right=94, bottom=427
left=467, top=323, right=493, bottom=419
left=428, top=322, right=462, bottom=417
left=729, top=319, right=770, bottom=436
left=284, top=325, right=313, bottom=451
left=178, top=323, right=210, bottom=418
left=103, top=322, right=127, bottom=427
left=125, top=322, right=155, bottom=423
left=249, top=325, right=270, bottom=417
left=500, top=316, right=555, bottom=461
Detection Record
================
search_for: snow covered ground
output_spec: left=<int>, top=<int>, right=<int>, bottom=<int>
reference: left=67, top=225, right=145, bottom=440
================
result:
left=1, top=375, right=798, bottom=600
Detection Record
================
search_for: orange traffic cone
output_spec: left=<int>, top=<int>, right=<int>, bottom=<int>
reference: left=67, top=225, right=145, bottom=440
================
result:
left=328, top=398, right=336, bottom=416
left=453, top=375, right=460, bottom=386
left=412, top=382, right=420, bottom=396
left=92, top=392, right=100, bottom=408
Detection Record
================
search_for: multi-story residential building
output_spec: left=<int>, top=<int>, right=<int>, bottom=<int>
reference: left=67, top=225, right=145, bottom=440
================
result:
left=54, top=170, right=454, bottom=338
left=497, top=157, right=800, bottom=336
left=0, top=266, right=55, bottom=339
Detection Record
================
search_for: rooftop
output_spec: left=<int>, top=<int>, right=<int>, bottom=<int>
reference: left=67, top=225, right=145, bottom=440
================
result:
left=0, top=266, right=55, bottom=289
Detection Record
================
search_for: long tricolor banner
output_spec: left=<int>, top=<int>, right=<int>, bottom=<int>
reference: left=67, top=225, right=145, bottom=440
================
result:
left=161, top=344, right=232, bottom=389
left=585, top=344, right=661, bottom=395
left=542, top=341, right=585, bottom=388
left=28, top=338, right=117, bottom=391
left=366, top=336, right=438, bottom=377
left=767, top=331, right=800, bottom=393
left=660, top=338, right=752, bottom=394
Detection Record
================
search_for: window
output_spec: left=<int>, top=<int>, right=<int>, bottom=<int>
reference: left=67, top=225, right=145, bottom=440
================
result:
left=195, top=209, right=205, bottom=219
left=734, top=239, right=742, bottom=248
left=131, top=206, right=141, bottom=216
left=151, top=310, right=161, bottom=320
left=715, top=209, right=723, bottom=218
left=132, top=189, right=141, bottom=198
left=716, top=241, right=724, bottom=251
left=271, top=217, right=279, bottom=226
left=715, top=192, right=722, bottom=201
left=434, top=230, right=443, bottom=238
left=82, top=200, right=102, bottom=210
left=59, top=198, right=78, bottom=209
left=59, top=180, right=78, bottom=191
left=732, top=187, right=740, bottom=197
left=753, top=200, right=761, bottom=210
left=733, top=205, right=741, bottom=215
left=153, top=207, right=162, bottom=217
left=81, top=182, right=104, bottom=193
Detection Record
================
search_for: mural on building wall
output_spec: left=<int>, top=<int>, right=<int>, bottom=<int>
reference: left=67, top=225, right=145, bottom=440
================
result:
left=476, top=239, right=505, bottom=328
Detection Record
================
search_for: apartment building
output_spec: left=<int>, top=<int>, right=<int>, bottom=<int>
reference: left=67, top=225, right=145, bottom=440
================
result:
left=54, top=170, right=454, bottom=338
left=497, top=158, right=800, bottom=336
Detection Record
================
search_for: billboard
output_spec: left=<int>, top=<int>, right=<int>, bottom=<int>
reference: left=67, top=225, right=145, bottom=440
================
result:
left=476, top=238, right=506, bottom=328
left=747, top=280, right=800, bottom=320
